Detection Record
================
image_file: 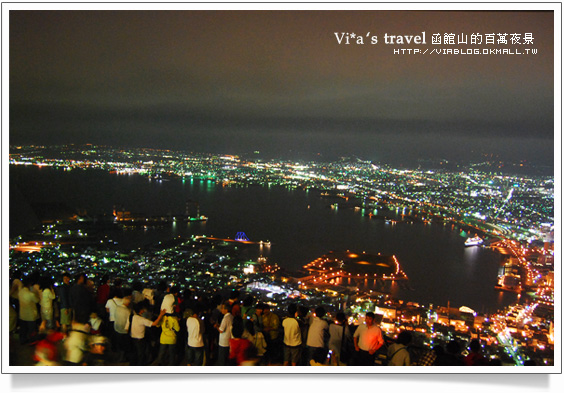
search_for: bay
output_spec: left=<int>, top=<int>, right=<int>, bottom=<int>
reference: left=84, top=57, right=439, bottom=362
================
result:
left=9, top=165, right=519, bottom=313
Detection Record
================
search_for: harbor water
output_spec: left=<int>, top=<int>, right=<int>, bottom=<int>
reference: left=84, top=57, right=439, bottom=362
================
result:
left=9, top=165, right=520, bottom=313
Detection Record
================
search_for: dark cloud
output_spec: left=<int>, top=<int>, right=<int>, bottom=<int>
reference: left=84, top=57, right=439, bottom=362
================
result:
left=9, top=9, right=555, bottom=167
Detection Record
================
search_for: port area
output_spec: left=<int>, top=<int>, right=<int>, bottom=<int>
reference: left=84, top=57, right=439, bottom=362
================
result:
left=488, top=239, right=553, bottom=299
left=299, top=250, right=408, bottom=288
left=113, top=207, right=207, bottom=227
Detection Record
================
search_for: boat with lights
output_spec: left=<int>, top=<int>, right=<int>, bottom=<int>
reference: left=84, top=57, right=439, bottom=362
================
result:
left=465, top=236, right=483, bottom=247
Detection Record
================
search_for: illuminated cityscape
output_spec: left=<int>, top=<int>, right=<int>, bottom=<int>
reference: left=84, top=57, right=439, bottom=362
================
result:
left=8, top=144, right=555, bottom=366
left=9, top=144, right=554, bottom=243
left=5, top=7, right=557, bottom=378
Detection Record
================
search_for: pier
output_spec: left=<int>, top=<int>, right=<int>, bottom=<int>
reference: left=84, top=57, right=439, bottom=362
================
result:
left=194, top=235, right=271, bottom=246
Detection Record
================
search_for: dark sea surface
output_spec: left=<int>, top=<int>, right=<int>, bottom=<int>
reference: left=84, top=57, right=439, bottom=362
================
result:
left=9, top=165, right=520, bottom=313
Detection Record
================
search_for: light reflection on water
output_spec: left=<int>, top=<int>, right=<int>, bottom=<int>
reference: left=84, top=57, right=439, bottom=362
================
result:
left=10, top=166, right=520, bottom=312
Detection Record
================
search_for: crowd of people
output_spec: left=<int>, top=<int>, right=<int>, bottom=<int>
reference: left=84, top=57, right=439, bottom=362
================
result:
left=9, top=270, right=508, bottom=367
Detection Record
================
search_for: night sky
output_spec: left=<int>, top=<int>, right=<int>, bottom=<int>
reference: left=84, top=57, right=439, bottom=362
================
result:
left=9, top=9, right=555, bottom=168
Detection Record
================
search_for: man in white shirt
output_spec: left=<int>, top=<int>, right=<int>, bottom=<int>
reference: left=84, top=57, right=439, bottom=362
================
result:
left=105, top=289, right=123, bottom=348
left=282, top=303, right=302, bottom=366
left=215, top=302, right=233, bottom=366
left=63, top=321, right=90, bottom=365
left=186, top=304, right=205, bottom=365
left=126, top=302, right=166, bottom=365
left=305, top=306, right=329, bottom=363
left=18, top=276, right=40, bottom=345
left=160, top=286, right=176, bottom=314
left=112, top=293, right=132, bottom=363
left=353, top=312, right=384, bottom=366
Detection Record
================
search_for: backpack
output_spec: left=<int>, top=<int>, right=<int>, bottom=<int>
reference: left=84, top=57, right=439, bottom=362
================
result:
left=382, top=345, right=409, bottom=366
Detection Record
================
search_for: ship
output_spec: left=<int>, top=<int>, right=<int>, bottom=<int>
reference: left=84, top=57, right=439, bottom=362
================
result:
left=465, top=236, right=484, bottom=247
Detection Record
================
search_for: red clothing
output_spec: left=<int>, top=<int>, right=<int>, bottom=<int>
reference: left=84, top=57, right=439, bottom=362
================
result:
left=33, top=331, right=65, bottom=363
left=464, top=352, right=488, bottom=366
left=175, top=297, right=183, bottom=314
left=96, top=284, right=110, bottom=305
left=229, top=338, right=252, bottom=365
